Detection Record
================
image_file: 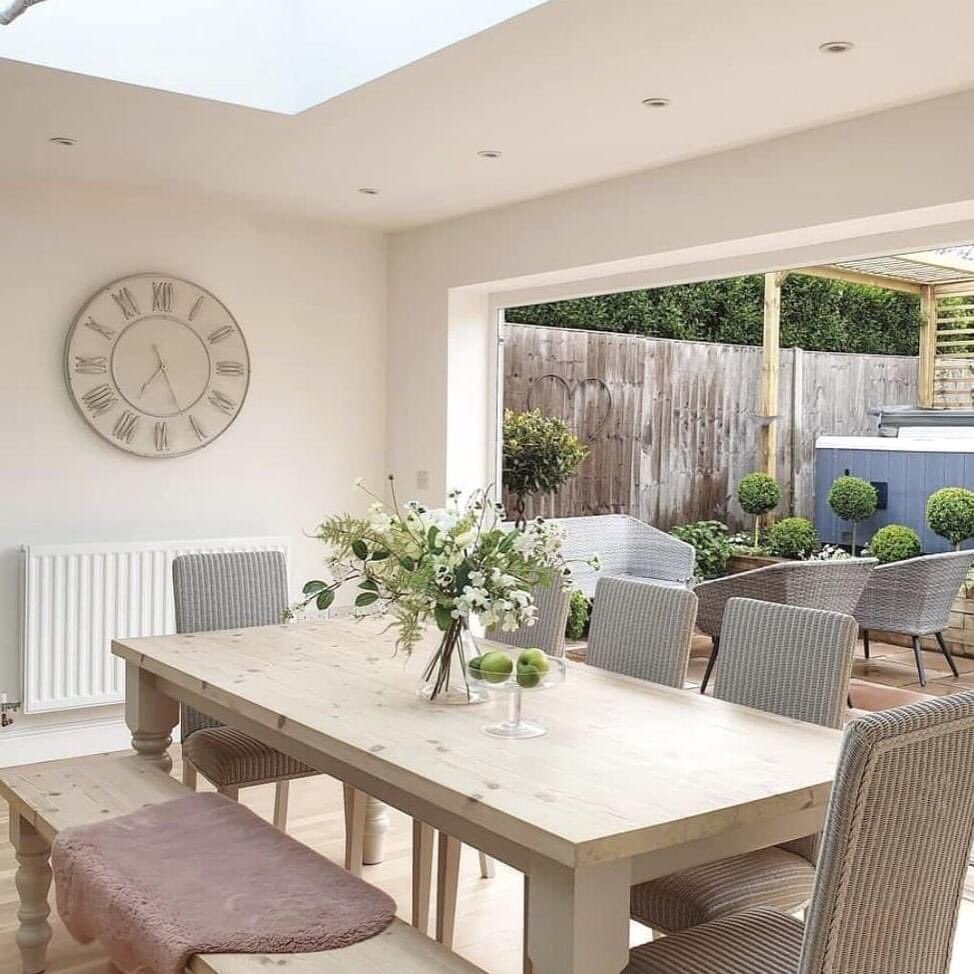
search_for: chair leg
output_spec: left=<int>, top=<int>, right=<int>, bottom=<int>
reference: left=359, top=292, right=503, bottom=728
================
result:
left=862, top=629, right=870, bottom=660
left=412, top=820, right=434, bottom=934
left=217, top=784, right=239, bottom=800
left=343, top=784, right=368, bottom=877
left=435, top=832, right=462, bottom=949
left=935, top=631, right=960, bottom=678
left=911, top=635, right=927, bottom=687
left=272, top=779, right=290, bottom=830
left=9, top=813, right=52, bottom=974
left=182, top=759, right=198, bottom=790
left=478, top=850, right=496, bottom=879
left=700, top=637, right=719, bottom=694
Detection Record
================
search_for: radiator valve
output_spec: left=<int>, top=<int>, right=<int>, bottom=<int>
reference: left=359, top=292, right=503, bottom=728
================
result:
left=0, top=692, right=18, bottom=728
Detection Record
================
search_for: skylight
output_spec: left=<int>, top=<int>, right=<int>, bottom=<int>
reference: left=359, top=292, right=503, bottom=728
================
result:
left=0, top=0, right=549, bottom=114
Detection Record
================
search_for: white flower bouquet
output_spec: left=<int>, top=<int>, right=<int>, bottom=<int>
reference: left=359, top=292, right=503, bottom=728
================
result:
left=292, top=478, right=597, bottom=702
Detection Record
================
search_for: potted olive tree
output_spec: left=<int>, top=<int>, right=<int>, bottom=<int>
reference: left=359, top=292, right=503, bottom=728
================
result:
left=827, top=475, right=877, bottom=556
left=502, top=408, right=588, bottom=526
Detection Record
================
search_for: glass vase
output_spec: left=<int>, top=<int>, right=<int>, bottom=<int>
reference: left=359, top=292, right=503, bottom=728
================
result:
left=418, top=620, right=489, bottom=705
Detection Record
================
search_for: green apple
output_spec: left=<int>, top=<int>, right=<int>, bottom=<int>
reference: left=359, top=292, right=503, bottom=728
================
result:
left=480, top=650, right=514, bottom=684
left=516, top=661, right=542, bottom=689
left=517, top=648, right=550, bottom=674
left=467, top=655, right=484, bottom=679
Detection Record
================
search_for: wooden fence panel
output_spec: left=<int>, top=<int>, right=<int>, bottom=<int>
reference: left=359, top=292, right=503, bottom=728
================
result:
left=503, top=322, right=918, bottom=530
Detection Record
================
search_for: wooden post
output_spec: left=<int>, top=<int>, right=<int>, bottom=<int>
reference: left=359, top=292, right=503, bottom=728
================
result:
left=760, top=272, right=784, bottom=480
left=790, top=347, right=805, bottom=517
left=918, top=285, right=937, bottom=407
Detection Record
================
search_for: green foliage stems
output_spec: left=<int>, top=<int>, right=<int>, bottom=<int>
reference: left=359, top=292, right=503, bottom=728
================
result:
left=670, top=520, right=731, bottom=580
left=827, top=476, right=878, bottom=556
left=503, top=408, right=588, bottom=525
left=926, top=487, right=974, bottom=550
left=737, top=472, right=781, bottom=548
left=507, top=274, right=921, bottom=356
left=766, top=517, right=820, bottom=559
left=868, top=524, right=921, bottom=564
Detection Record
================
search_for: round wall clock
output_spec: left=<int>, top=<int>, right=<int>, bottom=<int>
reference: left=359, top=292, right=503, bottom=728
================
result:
left=64, top=273, right=250, bottom=458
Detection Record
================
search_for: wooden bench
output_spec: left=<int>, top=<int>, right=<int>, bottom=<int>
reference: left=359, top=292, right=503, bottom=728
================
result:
left=1, top=753, right=485, bottom=974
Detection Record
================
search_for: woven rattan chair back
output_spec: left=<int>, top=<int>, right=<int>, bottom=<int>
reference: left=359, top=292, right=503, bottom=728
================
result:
left=487, top=583, right=570, bottom=658
left=799, top=690, right=974, bottom=974
left=173, top=550, right=288, bottom=740
left=554, top=514, right=695, bottom=596
left=714, top=598, right=858, bottom=728
left=586, top=577, right=698, bottom=687
left=854, top=549, right=974, bottom=635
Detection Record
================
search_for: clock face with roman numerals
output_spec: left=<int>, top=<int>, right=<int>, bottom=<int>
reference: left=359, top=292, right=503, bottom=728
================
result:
left=64, top=274, right=250, bottom=458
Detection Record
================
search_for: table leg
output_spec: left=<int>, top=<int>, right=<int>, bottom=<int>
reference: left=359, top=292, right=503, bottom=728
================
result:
left=411, top=820, right=435, bottom=934
left=124, top=661, right=178, bottom=773
left=526, top=857, right=631, bottom=974
left=363, top=796, right=389, bottom=865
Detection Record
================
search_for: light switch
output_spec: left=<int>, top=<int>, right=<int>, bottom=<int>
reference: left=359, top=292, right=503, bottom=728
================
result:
left=416, top=470, right=430, bottom=490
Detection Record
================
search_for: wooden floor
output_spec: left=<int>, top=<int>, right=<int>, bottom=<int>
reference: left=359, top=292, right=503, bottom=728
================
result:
left=2, top=634, right=974, bottom=974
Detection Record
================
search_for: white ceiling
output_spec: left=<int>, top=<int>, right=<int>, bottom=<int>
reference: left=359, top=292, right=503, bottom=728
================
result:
left=2, top=0, right=974, bottom=231
left=0, top=0, right=548, bottom=114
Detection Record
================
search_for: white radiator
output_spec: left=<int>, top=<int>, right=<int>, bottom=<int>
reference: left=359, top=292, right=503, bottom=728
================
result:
left=20, top=536, right=290, bottom=714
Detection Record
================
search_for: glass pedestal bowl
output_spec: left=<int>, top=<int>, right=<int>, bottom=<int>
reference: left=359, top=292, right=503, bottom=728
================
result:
left=468, top=646, right=567, bottom=739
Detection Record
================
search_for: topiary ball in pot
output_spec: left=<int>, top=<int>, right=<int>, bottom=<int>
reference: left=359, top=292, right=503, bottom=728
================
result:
left=926, top=487, right=974, bottom=550
left=827, top=475, right=877, bottom=555
left=868, top=524, right=921, bottom=564
left=737, top=472, right=781, bottom=548
left=766, top=517, right=820, bottom=559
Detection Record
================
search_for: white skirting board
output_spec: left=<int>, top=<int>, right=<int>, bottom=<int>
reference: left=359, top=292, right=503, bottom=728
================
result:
left=0, top=706, right=184, bottom=769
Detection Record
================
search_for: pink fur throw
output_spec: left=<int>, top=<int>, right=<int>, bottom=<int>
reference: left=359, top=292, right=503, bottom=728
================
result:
left=52, top=792, right=396, bottom=974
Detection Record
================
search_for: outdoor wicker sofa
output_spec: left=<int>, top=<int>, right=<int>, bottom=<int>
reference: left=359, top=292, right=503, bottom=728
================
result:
left=694, top=558, right=877, bottom=693
left=553, top=514, right=695, bottom=598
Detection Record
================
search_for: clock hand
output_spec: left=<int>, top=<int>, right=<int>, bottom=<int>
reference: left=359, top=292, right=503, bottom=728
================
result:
left=153, top=343, right=184, bottom=413
left=138, top=363, right=165, bottom=398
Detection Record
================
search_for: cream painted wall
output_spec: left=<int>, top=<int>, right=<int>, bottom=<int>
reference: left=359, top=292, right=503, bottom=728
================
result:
left=387, top=88, right=974, bottom=502
left=0, top=183, right=387, bottom=747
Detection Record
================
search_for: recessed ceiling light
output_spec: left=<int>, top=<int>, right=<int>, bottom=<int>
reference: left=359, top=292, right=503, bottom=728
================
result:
left=818, top=40, right=854, bottom=54
left=641, top=97, right=671, bottom=109
left=49, top=136, right=77, bottom=147
left=357, top=187, right=379, bottom=195
left=477, top=150, right=503, bottom=159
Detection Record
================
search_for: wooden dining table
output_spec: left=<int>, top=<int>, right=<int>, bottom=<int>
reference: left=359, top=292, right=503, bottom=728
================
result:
left=113, top=617, right=844, bottom=974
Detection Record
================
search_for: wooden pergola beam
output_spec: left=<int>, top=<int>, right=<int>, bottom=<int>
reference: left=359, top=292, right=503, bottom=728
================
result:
left=759, top=271, right=786, bottom=481
left=797, top=265, right=924, bottom=295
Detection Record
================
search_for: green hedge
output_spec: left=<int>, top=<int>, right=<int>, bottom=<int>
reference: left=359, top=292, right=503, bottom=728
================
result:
left=507, top=275, right=920, bottom=355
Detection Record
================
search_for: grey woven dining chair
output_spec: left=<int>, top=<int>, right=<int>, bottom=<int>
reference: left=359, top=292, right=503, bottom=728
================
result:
left=695, top=558, right=875, bottom=693
left=554, top=514, right=695, bottom=598
left=626, top=689, right=974, bottom=974
left=487, top=582, right=570, bottom=657
left=587, top=576, right=698, bottom=687
left=174, top=551, right=318, bottom=831
left=853, top=549, right=974, bottom=686
left=630, top=598, right=858, bottom=936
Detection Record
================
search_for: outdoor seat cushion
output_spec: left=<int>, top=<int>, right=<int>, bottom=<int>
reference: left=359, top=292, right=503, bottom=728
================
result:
left=626, top=907, right=804, bottom=974
left=184, top=726, right=316, bottom=788
left=630, top=847, right=815, bottom=933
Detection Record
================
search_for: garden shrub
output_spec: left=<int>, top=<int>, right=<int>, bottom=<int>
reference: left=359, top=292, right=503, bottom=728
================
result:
left=503, top=409, right=588, bottom=523
left=737, top=472, right=781, bottom=547
left=868, top=524, right=921, bottom=564
left=767, top=517, right=820, bottom=559
left=565, top=589, right=590, bottom=640
left=926, top=487, right=974, bottom=549
left=670, top=520, right=731, bottom=580
left=827, top=476, right=878, bottom=555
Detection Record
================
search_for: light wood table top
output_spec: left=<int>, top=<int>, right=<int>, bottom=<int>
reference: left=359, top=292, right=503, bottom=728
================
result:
left=113, top=617, right=842, bottom=871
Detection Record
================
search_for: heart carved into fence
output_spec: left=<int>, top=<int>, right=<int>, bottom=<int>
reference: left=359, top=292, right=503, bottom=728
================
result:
left=525, top=373, right=614, bottom=443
